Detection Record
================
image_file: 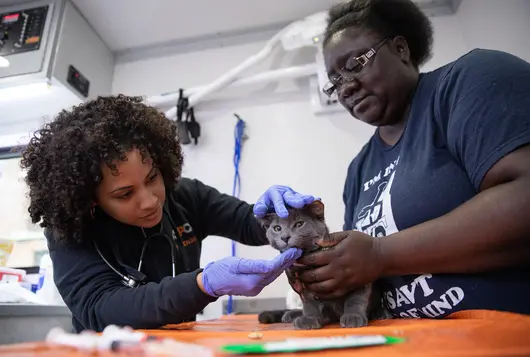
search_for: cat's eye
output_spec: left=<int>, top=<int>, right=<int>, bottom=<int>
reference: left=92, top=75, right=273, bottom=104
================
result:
left=273, top=225, right=282, bottom=232
left=294, top=221, right=305, bottom=228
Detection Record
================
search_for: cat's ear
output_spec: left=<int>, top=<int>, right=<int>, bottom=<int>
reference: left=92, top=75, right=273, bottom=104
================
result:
left=256, top=213, right=275, bottom=229
left=306, top=200, right=325, bottom=221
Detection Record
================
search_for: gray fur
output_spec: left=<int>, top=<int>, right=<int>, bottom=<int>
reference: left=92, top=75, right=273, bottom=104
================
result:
left=258, top=201, right=328, bottom=253
left=257, top=201, right=391, bottom=330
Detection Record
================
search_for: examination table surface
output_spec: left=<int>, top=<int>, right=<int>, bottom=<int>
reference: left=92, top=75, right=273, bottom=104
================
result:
left=1, top=310, right=529, bottom=356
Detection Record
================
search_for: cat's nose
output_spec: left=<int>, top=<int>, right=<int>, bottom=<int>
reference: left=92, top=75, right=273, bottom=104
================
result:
left=281, top=236, right=291, bottom=243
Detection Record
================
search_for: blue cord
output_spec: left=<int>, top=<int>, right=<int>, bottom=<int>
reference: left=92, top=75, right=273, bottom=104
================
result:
left=232, top=115, right=245, bottom=199
left=227, top=114, right=246, bottom=315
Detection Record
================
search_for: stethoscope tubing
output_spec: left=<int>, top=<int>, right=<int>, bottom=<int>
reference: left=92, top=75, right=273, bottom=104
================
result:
left=94, top=205, right=190, bottom=287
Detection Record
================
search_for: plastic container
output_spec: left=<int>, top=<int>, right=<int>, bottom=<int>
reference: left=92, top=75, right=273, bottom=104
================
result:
left=35, top=254, right=65, bottom=305
left=23, top=273, right=43, bottom=293
left=36, top=254, right=53, bottom=291
left=0, top=267, right=26, bottom=283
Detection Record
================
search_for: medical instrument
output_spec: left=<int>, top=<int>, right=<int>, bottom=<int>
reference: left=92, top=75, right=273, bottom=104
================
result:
left=93, top=204, right=192, bottom=288
left=46, top=325, right=214, bottom=357
left=139, top=222, right=176, bottom=278
left=186, top=107, right=201, bottom=145
left=175, top=89, right=201, bottom=146
left=220, top=335, right=405, bottom=354
left=176, top=89, right=191, bottom=145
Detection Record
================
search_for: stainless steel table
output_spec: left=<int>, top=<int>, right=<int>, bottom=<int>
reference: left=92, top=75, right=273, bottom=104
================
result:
left=0, top=304, right=72, bottom=344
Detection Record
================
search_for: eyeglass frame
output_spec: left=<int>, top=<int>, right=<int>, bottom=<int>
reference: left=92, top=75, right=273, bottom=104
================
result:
left=322, top=38, right=389, bottom=97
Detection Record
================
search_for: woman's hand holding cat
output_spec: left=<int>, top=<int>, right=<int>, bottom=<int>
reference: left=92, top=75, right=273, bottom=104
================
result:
left=253, top=185, right=316, bottom=218
left=296, top=230, right=383, bottom=300
left=200, top=247, right=303, bottom=297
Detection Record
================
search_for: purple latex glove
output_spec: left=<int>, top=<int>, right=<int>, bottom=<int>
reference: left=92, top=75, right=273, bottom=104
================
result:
left=253, top=185, right=315, bottom=218
left=201, top=247, right=303, bottom=297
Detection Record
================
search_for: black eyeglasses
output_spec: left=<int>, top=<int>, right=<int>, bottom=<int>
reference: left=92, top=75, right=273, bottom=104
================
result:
left=322, top=38, right=389, bottom=97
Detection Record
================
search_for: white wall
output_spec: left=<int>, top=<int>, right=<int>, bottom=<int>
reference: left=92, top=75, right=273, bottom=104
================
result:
left=112, top=14, right=469, bottom=318
left=456, top=0, right=530, bottom=62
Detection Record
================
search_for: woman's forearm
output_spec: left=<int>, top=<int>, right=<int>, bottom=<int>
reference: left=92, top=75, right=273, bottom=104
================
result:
left=377, top=178, right=530, bottom=277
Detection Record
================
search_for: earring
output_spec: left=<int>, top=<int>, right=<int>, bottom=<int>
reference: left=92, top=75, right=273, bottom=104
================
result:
left=90, top=206, right=95, bottom=219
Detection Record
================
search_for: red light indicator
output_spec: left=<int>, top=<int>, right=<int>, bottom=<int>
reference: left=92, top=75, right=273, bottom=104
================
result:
left=3, top=13, right=19, bottom=23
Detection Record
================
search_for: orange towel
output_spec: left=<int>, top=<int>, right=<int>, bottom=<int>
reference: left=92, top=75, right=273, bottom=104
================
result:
left=1, top=310, right=529, bottom=356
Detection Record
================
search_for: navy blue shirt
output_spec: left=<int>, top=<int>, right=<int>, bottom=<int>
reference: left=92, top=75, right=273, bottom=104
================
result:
left=342, top=49, right=530, bottom=319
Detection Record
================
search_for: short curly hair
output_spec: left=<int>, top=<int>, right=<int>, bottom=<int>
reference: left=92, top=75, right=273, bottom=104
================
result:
left=324, top=0, right=434, bottom=68
left=20, top=94, right=183, bottom=244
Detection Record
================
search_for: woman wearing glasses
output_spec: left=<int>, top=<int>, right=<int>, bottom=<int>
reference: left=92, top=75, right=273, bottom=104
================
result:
left=254, top=0, right=530, bottom=322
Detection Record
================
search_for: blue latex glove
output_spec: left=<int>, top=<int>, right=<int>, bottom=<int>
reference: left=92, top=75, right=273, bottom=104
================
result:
left=201, top=247, right=303, bottom=297
left=253, top=185, right=315, bottom=218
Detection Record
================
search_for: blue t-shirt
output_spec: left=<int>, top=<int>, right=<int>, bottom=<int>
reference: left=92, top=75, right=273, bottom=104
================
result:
left=342, top=49, right=530, bottom=319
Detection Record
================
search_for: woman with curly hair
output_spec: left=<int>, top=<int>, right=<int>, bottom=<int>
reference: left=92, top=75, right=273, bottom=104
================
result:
left=20, top=95, right=305, bottom=332
left=255, top=0, right=530, bottom=324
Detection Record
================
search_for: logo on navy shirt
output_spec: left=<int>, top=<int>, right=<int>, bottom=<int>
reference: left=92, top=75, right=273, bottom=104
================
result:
left=355, top=157, right=399, bottom=237
left=354, top=156, right=466, bottom=318
left=383, top=274, right=465, bottom=318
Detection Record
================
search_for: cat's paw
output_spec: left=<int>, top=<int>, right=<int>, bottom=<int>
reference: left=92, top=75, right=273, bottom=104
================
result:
left=340, top=313, right=368, bottom=328
left=258, top=310, right=285, bottom=324
left=293, top=315, right=323, bottom=330
left=281, top=310, right=303, bottom=323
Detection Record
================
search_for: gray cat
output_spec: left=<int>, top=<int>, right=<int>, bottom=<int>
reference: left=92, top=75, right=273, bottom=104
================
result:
left=257, top=200, right=391, bottom=330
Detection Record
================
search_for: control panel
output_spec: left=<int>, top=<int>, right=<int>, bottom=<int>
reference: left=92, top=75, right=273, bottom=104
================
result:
left=0, top=5, right=48, bottom=56
left=67, top=65, right=90, bottom=97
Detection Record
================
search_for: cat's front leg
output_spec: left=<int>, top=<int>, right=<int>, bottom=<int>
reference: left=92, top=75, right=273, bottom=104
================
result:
left=340, top=284, right=371, bottom=328
left=293, top=300, right=325, bottom=330
left=281, top=309, right=303, bottom=323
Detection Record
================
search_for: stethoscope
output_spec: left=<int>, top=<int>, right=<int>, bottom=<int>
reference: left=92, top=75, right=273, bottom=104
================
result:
left=94, top=205, right=191, bottom=288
